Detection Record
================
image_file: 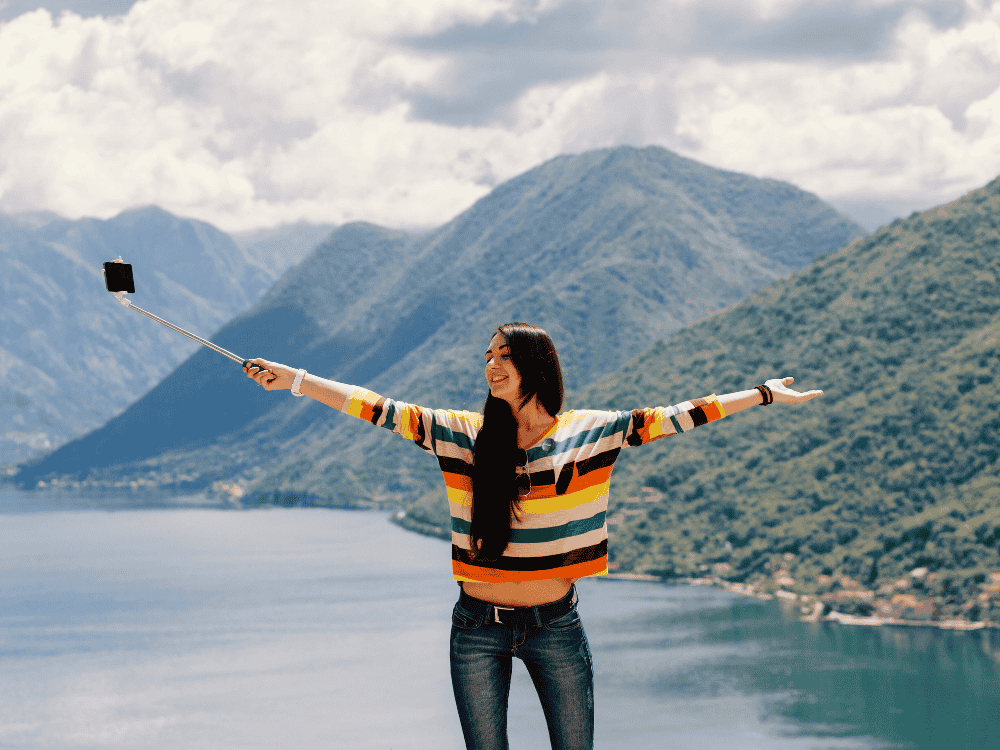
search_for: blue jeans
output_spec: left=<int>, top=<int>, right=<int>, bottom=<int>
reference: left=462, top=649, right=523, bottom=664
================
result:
left=450, top=584, right=594, bottom=750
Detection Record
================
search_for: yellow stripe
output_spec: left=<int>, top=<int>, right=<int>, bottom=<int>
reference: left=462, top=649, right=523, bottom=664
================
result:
left=648, top=417, right=664, bottom=440
left=446, top=484, right=472, bottom=507
left=398, top=406, right=418, bottom=440
left=346, top=388, right=373, bottom=418
left=519, top=482, right=609, bottom=515
left=558, top=410, right=596, bottom=427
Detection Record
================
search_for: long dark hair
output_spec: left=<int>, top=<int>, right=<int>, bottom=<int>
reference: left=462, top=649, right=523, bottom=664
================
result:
left=470, top=323, right=564, bottom=561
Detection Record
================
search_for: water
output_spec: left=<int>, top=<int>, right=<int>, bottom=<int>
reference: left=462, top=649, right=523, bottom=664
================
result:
left=1, top=494, right=998, bottom=749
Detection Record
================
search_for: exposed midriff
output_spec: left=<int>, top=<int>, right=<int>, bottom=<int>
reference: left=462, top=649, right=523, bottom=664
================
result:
left=461, top=577, right=578, bottom=606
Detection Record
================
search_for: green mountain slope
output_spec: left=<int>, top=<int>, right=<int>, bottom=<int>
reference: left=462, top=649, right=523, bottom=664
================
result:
left=571, top=177, right=1000, bottom=623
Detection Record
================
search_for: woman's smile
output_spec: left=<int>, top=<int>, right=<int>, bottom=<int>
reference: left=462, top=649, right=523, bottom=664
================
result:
left=488, top=373, right=513, bottom=392
left=484, top=333, right=521, bottom=399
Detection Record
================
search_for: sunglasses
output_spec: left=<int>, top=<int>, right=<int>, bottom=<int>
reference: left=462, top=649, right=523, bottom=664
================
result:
left=514, top=448, right=530, bottom=497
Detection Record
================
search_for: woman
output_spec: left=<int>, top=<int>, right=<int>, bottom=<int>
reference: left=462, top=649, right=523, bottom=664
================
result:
left=243, top=322, right=823, bottom=750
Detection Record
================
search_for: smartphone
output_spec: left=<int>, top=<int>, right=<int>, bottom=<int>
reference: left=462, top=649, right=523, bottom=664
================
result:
left=103, top=262, right=135, bottom=294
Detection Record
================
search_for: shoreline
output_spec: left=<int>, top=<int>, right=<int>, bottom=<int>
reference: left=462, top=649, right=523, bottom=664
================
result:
left=598, top=573, right=1000, bottom=631
left=390, top=515, right=1000, bottom=633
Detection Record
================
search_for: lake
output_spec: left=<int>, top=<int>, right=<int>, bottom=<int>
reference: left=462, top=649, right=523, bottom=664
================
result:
left=1, top=491, right=998, bottom=749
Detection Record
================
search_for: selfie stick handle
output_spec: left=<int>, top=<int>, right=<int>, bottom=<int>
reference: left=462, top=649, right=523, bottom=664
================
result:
left=114, top=293, right=253, bottom=368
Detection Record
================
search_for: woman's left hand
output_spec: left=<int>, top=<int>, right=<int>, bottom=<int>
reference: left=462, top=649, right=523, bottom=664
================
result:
left=765, top=376, right=824, bottom=404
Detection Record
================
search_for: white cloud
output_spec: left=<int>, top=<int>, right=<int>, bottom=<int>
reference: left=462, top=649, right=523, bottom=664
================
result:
left=662, top=3, right=1000, bottom=217
left=0, top=0, right=998, bottom=232
left=0, top=0, right=582, bottom=230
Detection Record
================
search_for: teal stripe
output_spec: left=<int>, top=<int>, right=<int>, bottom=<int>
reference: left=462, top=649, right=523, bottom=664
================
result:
left=512, top=512, right=606, bottom=543
left=531, top=412, right=630, bottom=459
left=381, top=402, right=398, bottom=431
left=451, top=512, right=606, bottom=543
left=669, top=415, right=683, bottom=434
left=432, top=419, right=474, bottom=452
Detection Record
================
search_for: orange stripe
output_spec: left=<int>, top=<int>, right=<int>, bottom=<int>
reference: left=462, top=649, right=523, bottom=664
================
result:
left=440, top=471, right=472, bottom=491
left=520, top=480, right=557, bottom=498
left=703, top=398, right=724, bottom=422
left=452, top=560, right=508, bottom=582
left=556, top=557, right=608, bottom=578
left=564, top=464, right=613, bottom=491
left=517, top=465, right=612, bottom=506
left=452, top=556, right=608, bottom=583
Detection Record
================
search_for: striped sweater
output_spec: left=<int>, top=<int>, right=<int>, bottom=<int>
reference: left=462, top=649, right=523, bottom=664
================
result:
left=339, top=388, right=726, bottom=583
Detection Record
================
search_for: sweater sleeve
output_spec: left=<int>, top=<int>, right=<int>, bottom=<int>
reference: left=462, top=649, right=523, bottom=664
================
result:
left=621, top=394, right=727, bottom=447
left=337, top=386, right=482, bottom=456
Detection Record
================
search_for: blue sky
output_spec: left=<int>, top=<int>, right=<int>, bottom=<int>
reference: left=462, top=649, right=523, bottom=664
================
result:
left=0, top=0, right=998, bottom=232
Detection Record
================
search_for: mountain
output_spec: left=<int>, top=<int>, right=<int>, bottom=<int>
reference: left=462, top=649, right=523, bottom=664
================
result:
left=14, top=145, right=864, bottom=502
left=230, top=222, right=338, bottom=278
left=538, top=175, right=1000, bottom=622
left=0, top=207, right=329, bottom=466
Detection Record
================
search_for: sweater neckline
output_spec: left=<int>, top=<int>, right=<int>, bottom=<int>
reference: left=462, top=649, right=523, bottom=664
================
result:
left=520, top=413, right=561, bottom=450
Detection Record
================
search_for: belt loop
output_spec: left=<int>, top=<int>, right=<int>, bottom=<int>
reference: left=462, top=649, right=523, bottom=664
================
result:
left=533, top=605, right=542, bottom=628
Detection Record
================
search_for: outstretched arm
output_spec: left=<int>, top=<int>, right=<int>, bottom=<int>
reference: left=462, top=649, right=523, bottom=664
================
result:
left=243, top=358, right=482, bottom=457
left=243, top=358, right=353, bottom=411
left=717, top=377, right=824, bottom=416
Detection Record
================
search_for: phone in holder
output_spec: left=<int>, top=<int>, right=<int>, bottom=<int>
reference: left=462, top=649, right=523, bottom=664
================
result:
left=103, top=262, right=135, bottom=294
left=103, top=257, right=254, bottom=370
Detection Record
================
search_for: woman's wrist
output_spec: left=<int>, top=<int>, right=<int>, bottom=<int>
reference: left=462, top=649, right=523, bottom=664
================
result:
left=291, top=368, right=307, bottom=396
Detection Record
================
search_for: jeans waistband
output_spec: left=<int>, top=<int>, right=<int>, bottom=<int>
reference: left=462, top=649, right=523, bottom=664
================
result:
left=458, top=584, right=577, bottom=626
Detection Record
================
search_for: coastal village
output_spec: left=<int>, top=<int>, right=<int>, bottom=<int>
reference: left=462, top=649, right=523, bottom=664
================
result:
left=606, top=488, right=1000, bottom=632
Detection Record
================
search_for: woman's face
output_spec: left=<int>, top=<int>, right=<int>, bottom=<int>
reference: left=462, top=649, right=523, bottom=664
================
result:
left=484, top=332, right=522, bottom=405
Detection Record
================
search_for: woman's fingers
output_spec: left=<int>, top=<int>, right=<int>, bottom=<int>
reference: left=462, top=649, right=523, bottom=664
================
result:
left=244, top=358, right=275, bottom=388
left=794, top=389, right=825, bottom=402
left=243, top=359, right=294, bottom=391
left=244, top=358, right=266, bottom=375
left=765, top=376, right=824, bottom=403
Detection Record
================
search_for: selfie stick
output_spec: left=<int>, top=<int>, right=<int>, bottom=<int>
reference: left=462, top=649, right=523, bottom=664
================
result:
left=105, top=258, right=262, bottom=372
left=113, top=294, right=250, bottom=366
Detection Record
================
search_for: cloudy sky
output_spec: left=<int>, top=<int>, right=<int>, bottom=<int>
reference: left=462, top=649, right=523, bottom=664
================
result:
left=0, top=0, right=998, bottom=232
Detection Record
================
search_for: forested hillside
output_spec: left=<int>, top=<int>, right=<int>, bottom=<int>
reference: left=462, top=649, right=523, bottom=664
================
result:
left=568, top=176, right=1000, bottom=623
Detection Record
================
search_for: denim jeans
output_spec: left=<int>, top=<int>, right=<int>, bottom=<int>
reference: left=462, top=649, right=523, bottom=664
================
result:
left=450, top=585, right=594, bottom=750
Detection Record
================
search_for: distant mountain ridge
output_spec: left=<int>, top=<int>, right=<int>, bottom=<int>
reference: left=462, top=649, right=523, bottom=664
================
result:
left=15, top=145, right=865, bottom=499
left=230, top=222, right=338, bottom=278
left=1, top=207, right=332, bottom=465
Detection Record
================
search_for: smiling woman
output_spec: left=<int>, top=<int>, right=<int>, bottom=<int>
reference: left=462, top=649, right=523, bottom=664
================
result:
left=241, top=321, right=823, bottom=750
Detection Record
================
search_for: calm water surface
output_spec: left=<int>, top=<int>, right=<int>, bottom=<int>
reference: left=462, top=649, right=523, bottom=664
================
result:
left=1, top=492, right=998, bottom=749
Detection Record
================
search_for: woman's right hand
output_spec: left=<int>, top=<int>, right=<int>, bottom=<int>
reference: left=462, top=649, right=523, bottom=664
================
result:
left=763, top=376, right=824, bottom=404
left=243, top=358, right=296, bottom=392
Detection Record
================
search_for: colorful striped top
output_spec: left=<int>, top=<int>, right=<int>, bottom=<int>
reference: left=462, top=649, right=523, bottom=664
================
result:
left=338, top=388, right=726, bottom=583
